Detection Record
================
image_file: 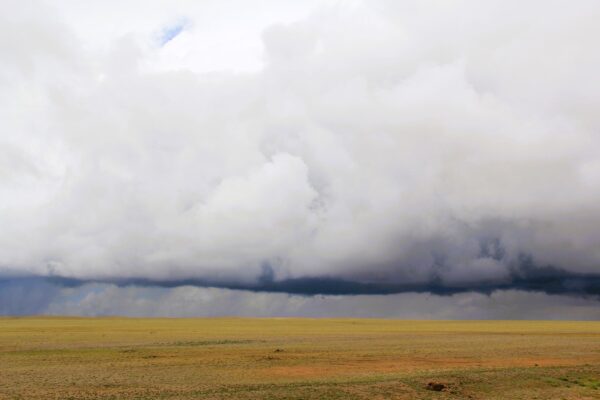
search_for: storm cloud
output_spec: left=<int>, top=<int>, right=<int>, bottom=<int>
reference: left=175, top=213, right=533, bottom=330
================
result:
left=2, top=278, right=600, bottom=320
left=1, top=0, right=600, bottom=310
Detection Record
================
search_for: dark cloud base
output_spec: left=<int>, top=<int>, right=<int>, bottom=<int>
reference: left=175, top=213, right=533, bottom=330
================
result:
left=2, top=257, right=599, bottom=317
left=4, top=261, right=598, bottom=298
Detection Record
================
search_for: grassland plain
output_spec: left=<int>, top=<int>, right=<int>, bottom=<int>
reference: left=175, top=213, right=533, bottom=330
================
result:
left=0, top=318, right=599, bottom=399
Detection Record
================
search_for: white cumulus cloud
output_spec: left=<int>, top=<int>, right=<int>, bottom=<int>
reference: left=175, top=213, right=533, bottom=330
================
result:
left=1, top=0, right=600, bottom=291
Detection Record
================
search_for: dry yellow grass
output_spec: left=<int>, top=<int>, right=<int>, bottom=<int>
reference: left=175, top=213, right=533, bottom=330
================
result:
left=1, top=317, right=599, bottom=399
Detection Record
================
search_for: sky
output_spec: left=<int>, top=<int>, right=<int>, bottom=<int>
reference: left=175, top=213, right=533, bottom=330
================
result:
left=1, top=0, right=600, bottom=318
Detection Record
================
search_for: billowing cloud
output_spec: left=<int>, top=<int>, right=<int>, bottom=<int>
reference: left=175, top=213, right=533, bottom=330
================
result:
left=1, top=0, right=600, bottom=304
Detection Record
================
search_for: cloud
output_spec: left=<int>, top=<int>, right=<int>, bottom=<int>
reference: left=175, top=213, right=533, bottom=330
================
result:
left=3, top=278, right=600, bottom=320
left=1, top=0, right=600, bottom=306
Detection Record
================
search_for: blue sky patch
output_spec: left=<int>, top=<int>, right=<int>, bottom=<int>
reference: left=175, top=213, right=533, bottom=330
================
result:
left=159, top=19, right=189, bottom=46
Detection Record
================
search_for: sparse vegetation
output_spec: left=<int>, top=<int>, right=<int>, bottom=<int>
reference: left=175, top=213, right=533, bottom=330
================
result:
left=1, top=318, right=599, bottom=399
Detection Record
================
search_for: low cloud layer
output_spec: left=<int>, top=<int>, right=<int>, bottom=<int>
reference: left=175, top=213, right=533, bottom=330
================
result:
left=1, top=0, right=600, bottom=304
left=2, top=278, right=600, bottom=320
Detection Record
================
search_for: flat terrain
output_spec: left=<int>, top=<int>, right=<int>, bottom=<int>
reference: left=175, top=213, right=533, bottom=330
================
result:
left=1, top=318, right=599, bottom=399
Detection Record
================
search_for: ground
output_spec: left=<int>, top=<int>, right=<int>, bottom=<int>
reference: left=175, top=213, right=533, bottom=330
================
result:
left=1, top=318, right=599, bottom=399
